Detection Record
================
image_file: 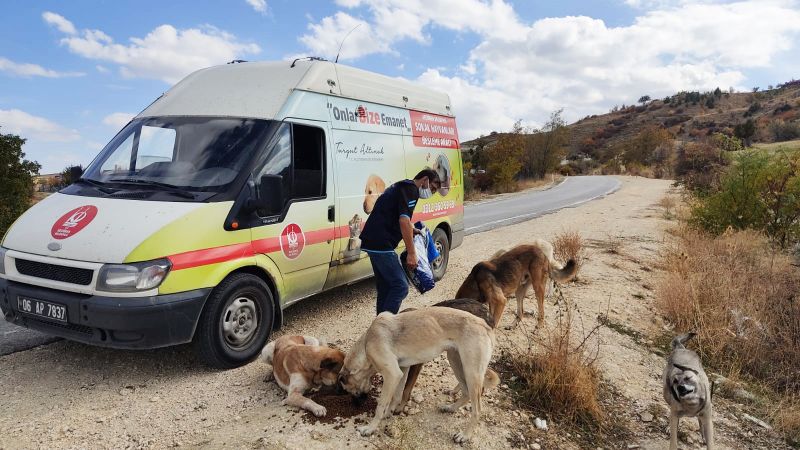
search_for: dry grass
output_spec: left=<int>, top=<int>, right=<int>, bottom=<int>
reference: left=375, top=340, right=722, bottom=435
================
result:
left=552, top=230, right=585, bottom=274
left=505, top=297, right=604, bottom=430
left=656, top=226, right=800, bottom=391
left=772, top=397, right=800, bottom=445
left=657, top=195, right=677, bottom=219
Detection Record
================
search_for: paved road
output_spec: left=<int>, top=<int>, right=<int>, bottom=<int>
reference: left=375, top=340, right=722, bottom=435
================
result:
left=0, top=175, right=620, bottom=356
left=464, top=175, right=621, bottom=234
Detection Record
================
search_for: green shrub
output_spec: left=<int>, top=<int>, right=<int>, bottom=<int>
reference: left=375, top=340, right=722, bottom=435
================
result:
left=690, top=149, right=800, bottom=247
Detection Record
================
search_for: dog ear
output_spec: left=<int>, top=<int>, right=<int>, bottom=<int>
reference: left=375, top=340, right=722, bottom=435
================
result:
left=320, top=357, right=343, bottom=372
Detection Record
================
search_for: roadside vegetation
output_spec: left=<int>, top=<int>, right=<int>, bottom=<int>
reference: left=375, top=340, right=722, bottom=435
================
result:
left=656, top=138, right=800, bottom=443
left=0, top=130, right=41, bottom=238
left=502, top=231, right=621, bottom=444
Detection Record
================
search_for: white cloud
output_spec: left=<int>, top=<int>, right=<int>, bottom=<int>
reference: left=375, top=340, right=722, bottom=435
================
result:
left=102, top=112, right=135, bottom=129
left=300, top=13, right=389, bottom=60
left=300, top=0, right=527, bottom=60
left=0, top=57, right=84, bottom=78
left=0, top=109, right=80, bottom=142
left=44, top=15, right=261, bottom=83
left=303, top=1, right=800, bottom=139
left=42, top=11, right=77, bottom=35
left=246, top=0, right=267, bottom=14
left=96, top=65, right=109, bottom=73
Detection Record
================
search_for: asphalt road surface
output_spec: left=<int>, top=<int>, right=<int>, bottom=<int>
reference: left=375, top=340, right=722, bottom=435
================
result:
left=0, top=175, right=620, bottom=356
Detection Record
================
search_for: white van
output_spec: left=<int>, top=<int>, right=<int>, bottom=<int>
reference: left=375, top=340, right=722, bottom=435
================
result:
left=0, top=60, right=464, bottom=368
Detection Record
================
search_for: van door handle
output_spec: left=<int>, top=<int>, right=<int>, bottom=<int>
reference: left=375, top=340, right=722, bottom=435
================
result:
left=328, top=205, right=335, bottom=222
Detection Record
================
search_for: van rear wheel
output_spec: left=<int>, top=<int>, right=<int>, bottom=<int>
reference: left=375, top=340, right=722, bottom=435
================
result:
left=194, top=273, right=274, bottom=369
left=430, top=228, right=450, bottom=281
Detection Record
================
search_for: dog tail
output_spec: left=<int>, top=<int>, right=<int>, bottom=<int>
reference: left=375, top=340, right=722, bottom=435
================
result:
left=549, top=259, right=578, bottom=283
left=671, top=332, right=697, bottom=350
left=483, top=368, right=500, bottom=392
left=260, top=340, right=276, bottom=365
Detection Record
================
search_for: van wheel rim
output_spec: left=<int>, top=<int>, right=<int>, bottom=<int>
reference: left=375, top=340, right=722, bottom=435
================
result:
left=222, top=297, right=259, bottom=348
left=432, top=240, right=445, bottom=269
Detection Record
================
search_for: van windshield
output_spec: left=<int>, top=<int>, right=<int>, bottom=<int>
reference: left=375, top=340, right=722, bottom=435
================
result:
left=82, top=117, right=272, bottom=195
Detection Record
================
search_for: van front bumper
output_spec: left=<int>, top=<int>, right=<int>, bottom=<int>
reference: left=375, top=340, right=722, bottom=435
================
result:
left=0, top=278, right=209, bottom=349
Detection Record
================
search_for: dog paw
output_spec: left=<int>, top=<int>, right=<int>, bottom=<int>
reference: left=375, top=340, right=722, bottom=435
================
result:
left=453, top=431, right=471, bottom=444
left=310, top=405, right=327, bottom=417
left=357, top=425, right=376, bottom=437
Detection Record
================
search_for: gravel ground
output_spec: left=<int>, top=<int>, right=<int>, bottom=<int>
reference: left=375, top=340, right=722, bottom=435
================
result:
left=0, top=176, right=789, bottom=450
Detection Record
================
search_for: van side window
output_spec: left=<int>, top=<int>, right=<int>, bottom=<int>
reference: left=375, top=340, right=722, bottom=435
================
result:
left=292, top=124, right=325, bottom=198
left=253, top=122, right=326, bottom=217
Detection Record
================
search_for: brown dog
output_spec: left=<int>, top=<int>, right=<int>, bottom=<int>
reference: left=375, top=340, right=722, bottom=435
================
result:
left=261, top=335, right=345, bottom=417
left=456, top=243, right=578, bottom=328
left=363, top=174, right=386, bottom=214
left=338, top=307, right=494, bottom=443
left=397, top=299, right=499, bottom=413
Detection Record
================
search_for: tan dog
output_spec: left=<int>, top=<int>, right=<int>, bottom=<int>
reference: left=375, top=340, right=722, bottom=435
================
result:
left=261, top=335, right=345, bottom=417
left=456, top=242, right=577, bottom=328
left=398, top=299, right=499, bottom=412
left=338, top=307, right=494, bottom=443
left=663, top=333, right=713, bottom=450
left=363, top=174, right=386, bottom=214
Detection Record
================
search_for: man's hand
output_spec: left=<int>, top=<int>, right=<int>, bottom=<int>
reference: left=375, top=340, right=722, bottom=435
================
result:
left=412, top=227, right=423, bottom=236
left=406, top=251, right=418, bottom=271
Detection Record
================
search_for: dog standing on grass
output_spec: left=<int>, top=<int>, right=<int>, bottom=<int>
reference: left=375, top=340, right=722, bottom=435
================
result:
left=663, top=332, right=714, bottom=450
left=261, top=335, right=345, bottom=417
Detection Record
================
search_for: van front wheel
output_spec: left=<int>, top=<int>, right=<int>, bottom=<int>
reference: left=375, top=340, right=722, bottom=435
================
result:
left=430, top=228, right=450, bottom=281
left=193, top=273, right=274, bottom=369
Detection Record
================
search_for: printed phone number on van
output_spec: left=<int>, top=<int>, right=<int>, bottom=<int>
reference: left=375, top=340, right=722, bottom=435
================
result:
left=420, top=200, right=456, bottom=215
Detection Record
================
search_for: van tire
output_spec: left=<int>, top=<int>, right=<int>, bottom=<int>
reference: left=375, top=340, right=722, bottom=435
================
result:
left=430, top=228, right=450, bottom=281
left=193, top=273, right=274, bottom=369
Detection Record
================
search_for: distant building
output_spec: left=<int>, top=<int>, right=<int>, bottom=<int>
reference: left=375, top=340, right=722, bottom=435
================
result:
left=33, top=173, right=62, bottom=192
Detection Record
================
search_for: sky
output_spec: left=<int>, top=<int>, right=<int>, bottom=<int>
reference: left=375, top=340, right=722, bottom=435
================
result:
left=1, top=0, right=800, bottom=173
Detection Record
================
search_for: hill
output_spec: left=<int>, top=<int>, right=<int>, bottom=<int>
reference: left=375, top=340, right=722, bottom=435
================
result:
left=462, top=80, right=800, bottom=163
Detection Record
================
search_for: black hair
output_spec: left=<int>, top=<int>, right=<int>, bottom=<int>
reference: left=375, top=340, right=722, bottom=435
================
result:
left=414, top=168, right=440, bottom=185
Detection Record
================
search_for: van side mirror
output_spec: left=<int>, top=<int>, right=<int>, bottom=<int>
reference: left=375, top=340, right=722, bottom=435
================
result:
left=248, top=174, right=284, bottom=215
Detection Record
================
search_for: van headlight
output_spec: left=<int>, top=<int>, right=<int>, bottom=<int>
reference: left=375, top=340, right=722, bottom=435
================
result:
left=0, top=247, right=6, bottom=275
left=97, top=259, right=171, bottom=292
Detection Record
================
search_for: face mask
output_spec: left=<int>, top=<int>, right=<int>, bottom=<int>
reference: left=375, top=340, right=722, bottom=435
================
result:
left=419, top=182, right=433, bottom=199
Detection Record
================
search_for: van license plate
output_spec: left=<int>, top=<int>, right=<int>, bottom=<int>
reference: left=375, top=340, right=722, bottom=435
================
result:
left=17, top=296, right=68, bottom=323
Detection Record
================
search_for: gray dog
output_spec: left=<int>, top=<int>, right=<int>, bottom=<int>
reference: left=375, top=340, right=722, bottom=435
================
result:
left=663, top=332, right=713, bottom=449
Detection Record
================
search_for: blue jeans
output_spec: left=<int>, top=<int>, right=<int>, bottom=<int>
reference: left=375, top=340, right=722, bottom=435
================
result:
left=366, top=251, right=409, bottom=315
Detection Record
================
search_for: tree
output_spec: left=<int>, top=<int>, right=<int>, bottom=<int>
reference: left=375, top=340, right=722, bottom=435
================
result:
left=59, top=164, right=84, bottom=188
left=486, top=121, right=523, bottom=192
left=520, top=109, right=569, bottom=179
left=622, top=125, right=673, bottom=166
left=638, top=95, right=651, bottom=105
left=0, top=130, right=41, bottom=237
left=734, top=119, right=757, bottom=146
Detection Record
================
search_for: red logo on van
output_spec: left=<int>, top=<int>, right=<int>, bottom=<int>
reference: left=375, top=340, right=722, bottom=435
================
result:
left=280, top=223, right=305, bottom=260
left=50, top=205, right=98, bottom=240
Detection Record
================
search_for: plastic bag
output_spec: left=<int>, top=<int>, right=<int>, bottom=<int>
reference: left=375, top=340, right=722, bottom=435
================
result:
left=401, top=231, right=436, bottom=294
left=414, top=221, right=440, bottom=263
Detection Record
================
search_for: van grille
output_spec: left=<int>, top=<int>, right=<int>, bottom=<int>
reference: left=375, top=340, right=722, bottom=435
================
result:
left=14, top=259, right=93, bottom=286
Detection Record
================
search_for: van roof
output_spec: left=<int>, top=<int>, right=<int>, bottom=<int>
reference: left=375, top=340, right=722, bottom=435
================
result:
left=138, top=60, right=454, bottom=120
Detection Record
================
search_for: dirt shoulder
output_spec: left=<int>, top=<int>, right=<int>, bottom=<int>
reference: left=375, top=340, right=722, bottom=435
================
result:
left=0, top=176, right=788, bottom=449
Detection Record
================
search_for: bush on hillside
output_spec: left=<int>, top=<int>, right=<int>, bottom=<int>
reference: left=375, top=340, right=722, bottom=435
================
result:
left=674, top=140, right=728, bottom=194
left=690, top=149, right=800, bottom=248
